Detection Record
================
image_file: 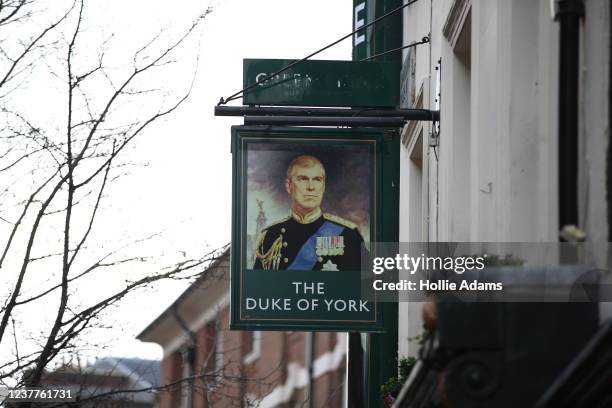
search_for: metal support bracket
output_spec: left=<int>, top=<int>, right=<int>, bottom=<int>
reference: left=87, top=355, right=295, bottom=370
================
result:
left=430, top=59, right=442, bottom=147
left=214, top=105, right=439, bottom=127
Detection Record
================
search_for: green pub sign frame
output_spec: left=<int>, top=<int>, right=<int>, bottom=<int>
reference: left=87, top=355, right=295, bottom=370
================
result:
left=230, top=126, right=394, bottom=331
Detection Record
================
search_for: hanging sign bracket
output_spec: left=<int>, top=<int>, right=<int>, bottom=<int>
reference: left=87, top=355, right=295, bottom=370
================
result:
left=214, top=105, right=439, bottom=127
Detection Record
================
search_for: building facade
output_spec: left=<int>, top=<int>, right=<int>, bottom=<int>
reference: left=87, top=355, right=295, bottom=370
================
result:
left=137, top=252, right=347, bottom=408
left=32, top=358, right=160, bottom=408
left=391, top=0, right=611, bottom=405
left=397, top=0, right=610, bottom=357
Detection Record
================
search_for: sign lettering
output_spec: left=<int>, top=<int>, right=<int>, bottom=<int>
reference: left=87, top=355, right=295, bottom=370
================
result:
left=354, top=2, right=366, bottom=46
left=243, top=59, right=399, bottom=107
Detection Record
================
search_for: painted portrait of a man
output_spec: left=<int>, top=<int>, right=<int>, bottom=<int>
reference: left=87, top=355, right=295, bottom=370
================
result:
left=232, top=128, right=383, bottom=331
left=253, top=155, right=365, bottom=271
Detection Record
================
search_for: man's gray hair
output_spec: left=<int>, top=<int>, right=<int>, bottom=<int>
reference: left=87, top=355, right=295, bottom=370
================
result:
left=286, top=155, right=326, bottom=179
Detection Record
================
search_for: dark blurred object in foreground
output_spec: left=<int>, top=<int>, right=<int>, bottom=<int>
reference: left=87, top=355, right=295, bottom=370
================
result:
left=394, top=302, right=598, bottom=407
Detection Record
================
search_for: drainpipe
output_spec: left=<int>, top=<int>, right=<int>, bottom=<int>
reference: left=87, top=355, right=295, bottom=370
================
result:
left=554, top=0, right=584, bottom=238
left=609, top=0, right=612, bottom=242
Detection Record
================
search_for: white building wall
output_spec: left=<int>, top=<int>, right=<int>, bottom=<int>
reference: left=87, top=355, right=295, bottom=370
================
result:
left=398, top=0, right=434, bottom=358
left=437, top=0, right=471, bottom=242
left=580, top=0, right=611, bottom=319
left=397, top=0, right=574, bottom=356
left=581, top=0, right=610, bottom=257
left=471, top=0, right=558, bottom=242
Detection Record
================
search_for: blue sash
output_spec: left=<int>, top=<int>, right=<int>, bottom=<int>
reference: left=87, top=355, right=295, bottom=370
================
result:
left=288, top=221, right=344, bottom=270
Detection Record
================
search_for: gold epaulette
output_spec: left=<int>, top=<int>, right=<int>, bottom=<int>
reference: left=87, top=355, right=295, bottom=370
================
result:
left=261, top=215, right=291, bottom=231
left=323, top=213, right=357, bottom=229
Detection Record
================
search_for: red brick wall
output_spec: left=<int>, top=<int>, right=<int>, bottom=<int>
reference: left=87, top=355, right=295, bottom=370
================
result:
left=192, top=322, right=213, bottom=408
left=311, top=362, right=345, bottom=407
left=159, top=350, right=182, bottom=408
left=159, top=305, right=345, bottom=408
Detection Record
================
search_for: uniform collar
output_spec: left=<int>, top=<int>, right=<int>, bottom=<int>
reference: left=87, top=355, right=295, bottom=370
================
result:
left=291, top=208, right=322, bottom=224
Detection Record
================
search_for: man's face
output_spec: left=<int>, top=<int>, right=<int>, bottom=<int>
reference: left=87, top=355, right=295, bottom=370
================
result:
left=286, top=163, right=326, bottom=213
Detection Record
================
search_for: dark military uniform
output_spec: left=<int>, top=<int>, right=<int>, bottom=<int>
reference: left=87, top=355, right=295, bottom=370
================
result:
left=253, top=213, right=365, bottom=271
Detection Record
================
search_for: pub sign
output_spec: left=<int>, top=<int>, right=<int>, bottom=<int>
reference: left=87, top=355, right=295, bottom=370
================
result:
left=230, top=126, right=388, bottom=331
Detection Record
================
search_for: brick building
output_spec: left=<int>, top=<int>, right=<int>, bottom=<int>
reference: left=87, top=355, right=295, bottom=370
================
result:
left=18, top=358, right=160, bottom=408
left=137, top=251, right=347, bottom=408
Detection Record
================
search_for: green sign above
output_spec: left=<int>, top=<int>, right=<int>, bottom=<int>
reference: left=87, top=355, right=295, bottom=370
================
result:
left=242, top=59, right=399, bottom=108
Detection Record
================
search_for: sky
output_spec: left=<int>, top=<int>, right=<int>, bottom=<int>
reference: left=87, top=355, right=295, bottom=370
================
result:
left=74, top=0, right=354, bottom=361
left=0, top=0, right=353, bottom=371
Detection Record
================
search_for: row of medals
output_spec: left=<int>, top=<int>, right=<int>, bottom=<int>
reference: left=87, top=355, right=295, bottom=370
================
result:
left=315, top=236, right=345, bottom=257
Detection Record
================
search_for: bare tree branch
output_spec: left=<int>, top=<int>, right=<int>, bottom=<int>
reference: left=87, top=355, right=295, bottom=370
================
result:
left=0, top=1, right=75, bottom=89
left=0, top=167, right=60, bottom=268
left=0, top=0, right=217, bottom=398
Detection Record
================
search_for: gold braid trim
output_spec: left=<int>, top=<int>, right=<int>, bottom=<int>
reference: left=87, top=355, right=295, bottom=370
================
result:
left=255, top=231, right=283, bottom=270
left=323, top=213, right=357, bottom=229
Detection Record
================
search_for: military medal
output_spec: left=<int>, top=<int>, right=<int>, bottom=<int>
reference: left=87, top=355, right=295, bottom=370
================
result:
left=334, top=236, right=345, bottom=255
left=316, top=236, right=329, bottom=256
left=316, top=236, right=345, bottom=257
